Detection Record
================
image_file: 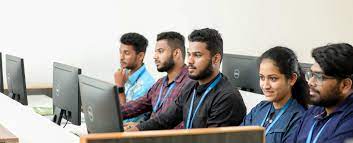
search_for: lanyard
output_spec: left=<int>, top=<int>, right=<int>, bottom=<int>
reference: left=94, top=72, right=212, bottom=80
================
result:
left=153, top=78, right=176, bottom=112
left=125, top=67, right=146, bottom=97
left=185, top=74, right=222, bottom=129
left=306, top=118, right=333, bottom=143
left=260, top=98, right=293, bottom=135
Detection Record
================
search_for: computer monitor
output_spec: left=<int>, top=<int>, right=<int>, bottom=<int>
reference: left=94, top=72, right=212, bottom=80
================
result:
left=0, top=52, right=4, bottom=93
left=79, top=75, right=123, bottom=133
left=52, top=62, right=82, bottom=126
left=222, top=53, right=262, bottom=94
left=6, top=54, right=28, bottom=105
left=299, top=62, right=313, bottom=74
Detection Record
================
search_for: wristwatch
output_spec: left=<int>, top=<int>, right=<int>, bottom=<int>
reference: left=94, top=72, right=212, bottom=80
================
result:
left=117, top=86, right=125, bottom=94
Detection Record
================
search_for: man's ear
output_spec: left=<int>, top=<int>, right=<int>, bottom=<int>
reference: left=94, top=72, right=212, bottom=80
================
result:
left=173, top=48, right=181, bottom=57
left=341, top=78, right=353, bottom=95
left=212, top=53, right=222, bottom=65
left=137, top=52, right=145, bottom=62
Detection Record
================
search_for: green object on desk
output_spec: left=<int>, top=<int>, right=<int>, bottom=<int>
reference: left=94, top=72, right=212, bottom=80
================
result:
left=32, top=107, right=53, bottom=116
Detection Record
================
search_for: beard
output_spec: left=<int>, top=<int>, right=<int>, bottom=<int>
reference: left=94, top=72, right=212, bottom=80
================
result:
left=188, top=60, right=213, bottom=80
left=121, top=59, right=137, bottom=70
left=157, top=55, right=175, bottom=72
left=310, top=84, right=342, bottom=108
left=125, top=63, right=137, bottom=70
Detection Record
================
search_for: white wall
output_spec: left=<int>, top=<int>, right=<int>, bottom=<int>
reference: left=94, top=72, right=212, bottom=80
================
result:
left=1, top=0, right=353, bottom=85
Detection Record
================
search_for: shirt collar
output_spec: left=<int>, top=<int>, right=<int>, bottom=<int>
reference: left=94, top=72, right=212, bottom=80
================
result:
left=175, top=65, right=188, bottom=83
left=196, top=73, right=222, bottom=95
left=127, top=64, right=146, bottom=85
left=163, top=65, right=188, bottom=86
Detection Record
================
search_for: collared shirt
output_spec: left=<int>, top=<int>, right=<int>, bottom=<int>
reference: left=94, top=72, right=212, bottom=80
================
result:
left=123, top=64, right=155, bottom=123
left=288, top=93, right=353, bottom=143
left=136, top=73, right=247, bottom=130
left=241, top=100, right=306, bottom=143
left=121, top=65, right=192, bottom=128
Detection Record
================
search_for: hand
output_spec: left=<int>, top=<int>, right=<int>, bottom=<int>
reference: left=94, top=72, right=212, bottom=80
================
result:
left=114, top=68, right=128, bottom=87
left=124, top=122, right=139, bottom=132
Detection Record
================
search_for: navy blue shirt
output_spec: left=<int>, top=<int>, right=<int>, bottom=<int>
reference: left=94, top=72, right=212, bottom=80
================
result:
left=289, top=93, right=353, bottom=143
left=241, top=99, right=306, bottom=143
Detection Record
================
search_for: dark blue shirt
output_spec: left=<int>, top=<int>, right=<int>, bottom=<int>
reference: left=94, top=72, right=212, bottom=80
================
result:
left=241, top=99, right=306, bottom=143
left=289, top=93, right=353, bottom=143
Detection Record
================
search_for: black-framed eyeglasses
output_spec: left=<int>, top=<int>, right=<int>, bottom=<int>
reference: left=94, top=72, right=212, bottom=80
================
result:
left=305, top=71, right=336, bottom=85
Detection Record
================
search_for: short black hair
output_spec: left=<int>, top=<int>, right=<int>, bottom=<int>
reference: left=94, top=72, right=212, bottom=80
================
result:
left=157, top=31, right=185, bottom=60
left=312, top=43, right=353, bottom=82
left=188, top=28, right=223, bottom=59
left=120, top=33, right=148, bottom=53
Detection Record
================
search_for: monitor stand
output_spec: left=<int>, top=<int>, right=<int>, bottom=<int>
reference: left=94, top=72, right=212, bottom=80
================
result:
left=9, top=92, right=28, bottom=105
left=53, top=107, right=71, bottom=126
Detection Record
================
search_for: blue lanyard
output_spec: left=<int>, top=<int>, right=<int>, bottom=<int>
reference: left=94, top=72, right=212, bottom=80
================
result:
left=125, top=68, right=146, bottom=97
left=153, top=78, right=176, bottom=112
left=185, top=74, right=222, bottom=129
left=260, top=98, right=293, bottom=135
left=306, top=118, right=333, bottom=143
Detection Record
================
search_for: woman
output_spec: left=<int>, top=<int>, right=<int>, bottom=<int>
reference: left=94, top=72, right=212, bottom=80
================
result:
left=241, top=46, right=309, bottom=143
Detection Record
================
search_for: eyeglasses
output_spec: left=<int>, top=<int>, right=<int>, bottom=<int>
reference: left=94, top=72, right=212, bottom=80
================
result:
left=305, top=71, right=335, bottom=85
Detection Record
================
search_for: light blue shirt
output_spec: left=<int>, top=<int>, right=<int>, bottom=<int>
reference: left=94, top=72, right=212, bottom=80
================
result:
left=123, top=64, right=155, bottom=123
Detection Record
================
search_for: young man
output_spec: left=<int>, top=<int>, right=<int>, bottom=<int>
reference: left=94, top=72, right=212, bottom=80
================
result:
left=114, top=33, right=155, bottom=123
left=128, top=28, right=246, bottom=131
left=121, top=31, right=192, bottom=129
left=289, top=43, right=353, bottom=143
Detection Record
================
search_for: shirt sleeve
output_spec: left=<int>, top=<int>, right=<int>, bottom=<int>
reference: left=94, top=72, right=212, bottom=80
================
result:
left=136, top=92, right=184, bottom=130
left=207, top=91, right=247, bottom=127
left=324, top=115, right=353, bottom=143
left=241, top=103, right=259, bottom=126
left=121, top=87, right=154, bottom=119
left=282, top=111, right=304, bottom=143
left=283, top=112, right=306, bottom=143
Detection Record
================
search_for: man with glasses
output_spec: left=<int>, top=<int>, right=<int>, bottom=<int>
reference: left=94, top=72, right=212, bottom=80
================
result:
left=289, top=43, right=353, bottom=143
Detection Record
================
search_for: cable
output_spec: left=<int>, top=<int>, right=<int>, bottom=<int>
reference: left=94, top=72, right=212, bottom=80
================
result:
left=63, top=112, right=69, bottom=128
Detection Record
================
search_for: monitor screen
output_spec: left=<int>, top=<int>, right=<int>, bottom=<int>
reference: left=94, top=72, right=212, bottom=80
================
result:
left=299, top=62, right=313, bottom=74
left=0, top=52, right=4, bottom=93
left=52, top=62, right=81, bottom=126
left=222, top=53, right=262, bottom=94
left=6, top=54, right=27, bottom=105
left=79, top=75, right=123, bottom=133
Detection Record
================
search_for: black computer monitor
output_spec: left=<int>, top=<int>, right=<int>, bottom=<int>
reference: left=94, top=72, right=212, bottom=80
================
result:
left=299, top=62, right=313, bottom=74
left=0, top=52, right=4, bottom=93
left=52, top=62, right=82, bottom=126
left=79, top=75, right=123, bottom=133
left=222, top=53, right=262, bottom=94
left=6, top=54, right=28, bottom=105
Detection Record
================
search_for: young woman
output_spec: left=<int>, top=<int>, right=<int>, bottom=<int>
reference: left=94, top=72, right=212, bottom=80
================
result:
left=241, top=46, right=309, bottom=143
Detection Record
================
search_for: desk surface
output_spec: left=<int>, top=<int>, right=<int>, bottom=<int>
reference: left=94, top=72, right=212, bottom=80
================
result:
left=0, top=93, right=79, bottom=143
left=0, top=123, right=18, bottom=143
left=0, top=89, right=265, bottom=143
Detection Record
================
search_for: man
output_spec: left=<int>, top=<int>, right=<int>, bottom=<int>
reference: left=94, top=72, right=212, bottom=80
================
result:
left=121, top=31, right=192, bottom=129
left=129, top=28, right=246, bottom=131
left=114, top=32, right=155, bottom=123
left=290, top=43, right=353, bottom=143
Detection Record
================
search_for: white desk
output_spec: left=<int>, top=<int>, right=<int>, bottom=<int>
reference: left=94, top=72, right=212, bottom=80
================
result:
left=239, top=90, right=266, bottom=113
left=0, top=93, right=80, bottom=143
left=27, top=95, right=88, bottom=136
